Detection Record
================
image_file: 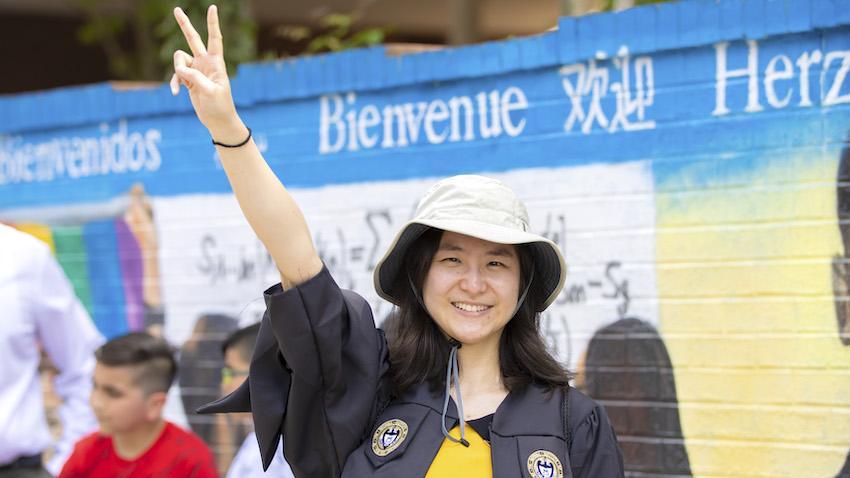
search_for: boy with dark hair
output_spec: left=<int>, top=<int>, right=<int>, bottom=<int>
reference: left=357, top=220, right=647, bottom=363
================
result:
left=58, top=332, right=218, bottom=478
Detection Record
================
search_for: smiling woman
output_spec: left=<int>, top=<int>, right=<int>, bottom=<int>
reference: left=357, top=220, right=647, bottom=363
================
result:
left=170, top=5, right=625, bottom=477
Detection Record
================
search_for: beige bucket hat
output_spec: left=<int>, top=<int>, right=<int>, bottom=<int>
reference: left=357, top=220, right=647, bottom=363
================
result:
left=373, top=175, right=567, bottom=311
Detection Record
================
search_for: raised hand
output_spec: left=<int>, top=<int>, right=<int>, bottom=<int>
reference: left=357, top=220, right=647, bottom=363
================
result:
left=171, top=5, right=246, bottom=142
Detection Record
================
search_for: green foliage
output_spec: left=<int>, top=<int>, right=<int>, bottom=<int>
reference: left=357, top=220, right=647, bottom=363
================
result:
left=275, top=13, right=389, bottom=55
left=601, top=0, right=669, bottom=12
left=155, top=0, right=255, bottom=76
left=77, top=2, right=388, bottom=80
left=77, top=0, right=256, bottom=81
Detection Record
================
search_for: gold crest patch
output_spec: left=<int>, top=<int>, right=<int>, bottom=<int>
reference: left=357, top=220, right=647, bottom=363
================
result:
left=371, top=419, right=409, bottom=456
left=527, top=449, right=564, bottom=478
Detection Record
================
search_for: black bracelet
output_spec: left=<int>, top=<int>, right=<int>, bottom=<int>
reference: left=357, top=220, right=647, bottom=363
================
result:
left=212, top=128, right=252, bottom=148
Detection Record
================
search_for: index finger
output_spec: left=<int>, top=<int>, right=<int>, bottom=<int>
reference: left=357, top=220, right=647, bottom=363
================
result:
left=207, top=5, right=223, bottom=56
left=173, top=7, right=207, bottom=57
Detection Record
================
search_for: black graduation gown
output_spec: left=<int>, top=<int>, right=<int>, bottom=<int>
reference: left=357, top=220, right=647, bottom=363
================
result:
left=200, top=267, right=624, bottom=478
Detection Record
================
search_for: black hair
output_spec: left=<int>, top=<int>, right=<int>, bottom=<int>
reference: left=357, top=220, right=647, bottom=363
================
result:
left=95, top=332, right=177, bottom=394
left=221, top=322, right=261, bottom=362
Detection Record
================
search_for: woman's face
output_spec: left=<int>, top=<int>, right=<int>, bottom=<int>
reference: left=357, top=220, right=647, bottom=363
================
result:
left=422, top=231, right=521, bottom=346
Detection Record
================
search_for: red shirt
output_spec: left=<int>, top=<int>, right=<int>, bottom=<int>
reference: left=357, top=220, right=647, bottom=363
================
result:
left=58, top=422, right=218, bottom=478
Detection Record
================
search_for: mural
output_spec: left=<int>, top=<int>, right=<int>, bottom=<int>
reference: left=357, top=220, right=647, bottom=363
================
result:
left=3, top=0, right=850, bottom=475
left=833, top=139, right=850, bottom=478
left=7, top=184, right=163, bottom=339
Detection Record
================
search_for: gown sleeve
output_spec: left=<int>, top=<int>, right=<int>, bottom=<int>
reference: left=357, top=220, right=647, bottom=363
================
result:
left=199, top=267, right=391, bottom=478
left=569, top=398, right=625, bottom=478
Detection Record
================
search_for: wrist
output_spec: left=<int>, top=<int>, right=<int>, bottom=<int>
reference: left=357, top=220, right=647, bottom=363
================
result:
left=208, top=118, right=248, bottom=145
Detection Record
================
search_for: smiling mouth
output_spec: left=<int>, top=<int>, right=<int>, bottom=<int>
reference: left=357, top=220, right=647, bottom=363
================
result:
left=452, top=302, right=492, bottom=313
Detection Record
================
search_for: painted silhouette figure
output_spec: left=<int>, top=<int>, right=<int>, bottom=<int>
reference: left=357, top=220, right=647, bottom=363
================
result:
left=179, top=313, right=238, bottom=454
left=831, top=140, right=850, bottom=478
left=581, top=318, right=692, bottom=477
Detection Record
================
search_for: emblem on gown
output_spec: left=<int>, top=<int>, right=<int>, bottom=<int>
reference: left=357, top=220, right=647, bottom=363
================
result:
left=527, top=450, right=563, bottom=478
left=371, top=419, right=409, bottom=456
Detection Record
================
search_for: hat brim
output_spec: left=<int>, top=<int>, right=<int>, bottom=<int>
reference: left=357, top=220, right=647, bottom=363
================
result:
left=373, top=218, right=567, bottom=311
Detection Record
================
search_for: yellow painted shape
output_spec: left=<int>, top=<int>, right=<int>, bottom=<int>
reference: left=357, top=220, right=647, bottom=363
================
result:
left=656, top=182, right=836, bottom=226
left=426, top=425, right=493, bottom=478
left=656, top=220, right=837, bottom=262
left=656, top=156, right=850, bottom=477
left=14, top=223, right=55, bottom=254
left=661, top=298, right=841, bottom=334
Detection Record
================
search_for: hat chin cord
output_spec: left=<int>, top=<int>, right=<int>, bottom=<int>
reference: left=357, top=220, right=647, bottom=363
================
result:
left=408, top=268, right=534, bottom=449
left=511, top=266, right=534, bottom=319
left=405, top=273, right=467, bottom=446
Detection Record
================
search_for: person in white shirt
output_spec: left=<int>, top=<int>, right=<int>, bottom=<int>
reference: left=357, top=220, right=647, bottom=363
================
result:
left=0, top=224, right=104, bottom=477
left=220, top=323, right=294, bottom=478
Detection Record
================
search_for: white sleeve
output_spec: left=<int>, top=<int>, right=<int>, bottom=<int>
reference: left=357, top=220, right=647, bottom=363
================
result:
left=226, top=435, right=295, bottom=478
left=29, top=246, right=104, bottom=474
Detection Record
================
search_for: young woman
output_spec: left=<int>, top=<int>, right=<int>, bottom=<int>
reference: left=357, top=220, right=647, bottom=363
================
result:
left=173, top=6, right=625, bottom=478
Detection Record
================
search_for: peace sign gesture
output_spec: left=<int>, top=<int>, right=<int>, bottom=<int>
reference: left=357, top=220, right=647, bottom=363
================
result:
left=171, top=5, right=245, bottom=142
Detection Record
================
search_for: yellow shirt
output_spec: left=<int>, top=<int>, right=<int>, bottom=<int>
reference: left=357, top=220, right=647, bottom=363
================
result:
left=425, top=425, right=493, bottom=478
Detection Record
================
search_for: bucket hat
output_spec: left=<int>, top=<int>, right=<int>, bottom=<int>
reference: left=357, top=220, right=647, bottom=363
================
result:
left=373, top=175, right=567, bottom=311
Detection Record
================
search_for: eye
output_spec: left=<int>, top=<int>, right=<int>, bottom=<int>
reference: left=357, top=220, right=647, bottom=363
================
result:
left=488, top=260, right=506, bottom=267
left=105, top=389, right=123, bottom=399
left=441, top=257, right=461, bottom=264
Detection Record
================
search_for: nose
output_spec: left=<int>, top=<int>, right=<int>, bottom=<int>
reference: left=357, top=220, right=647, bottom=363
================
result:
left=458, top=265, right=487, bottom=294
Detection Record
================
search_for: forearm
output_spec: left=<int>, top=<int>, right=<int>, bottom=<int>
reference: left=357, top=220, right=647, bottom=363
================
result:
left=212, top=119, right=323, bottom=287
left=50, top=379, right=98, bottom=474
left=170, top=6, right=321, bottom=286
left=141, top=251, right=161, bottom=306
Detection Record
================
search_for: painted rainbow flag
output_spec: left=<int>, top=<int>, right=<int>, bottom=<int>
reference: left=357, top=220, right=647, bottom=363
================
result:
left=10, top=219, right=144, bottom=339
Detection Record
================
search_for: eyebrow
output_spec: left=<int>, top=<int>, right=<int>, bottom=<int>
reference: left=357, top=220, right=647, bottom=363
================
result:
left=438, top=243, right=516, bottom=257
left=487, top=247, right=516, bottom=258
left=93, top=379, right=125, bottom=394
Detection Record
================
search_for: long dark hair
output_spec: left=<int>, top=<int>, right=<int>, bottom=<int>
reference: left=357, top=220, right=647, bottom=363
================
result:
left=386, top=228, right=569, bottom=396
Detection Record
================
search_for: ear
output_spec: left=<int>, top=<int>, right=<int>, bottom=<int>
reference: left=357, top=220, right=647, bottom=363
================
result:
left=145, top=391, right=168, bottom=421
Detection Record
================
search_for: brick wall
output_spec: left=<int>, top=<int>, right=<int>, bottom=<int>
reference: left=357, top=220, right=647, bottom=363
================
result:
left=3, top=0, right=850, bottom=476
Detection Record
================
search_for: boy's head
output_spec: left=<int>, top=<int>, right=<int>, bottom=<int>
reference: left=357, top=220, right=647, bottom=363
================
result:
left=220, top=323, right=259, bottom=396
left=90, top=332, right=177, bottom=435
